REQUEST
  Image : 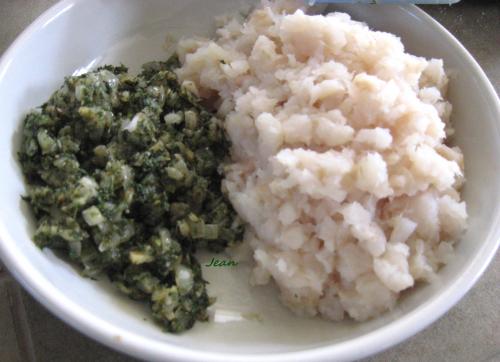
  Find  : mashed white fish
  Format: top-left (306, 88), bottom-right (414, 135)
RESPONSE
top-left (176, 2), bottom-right (467, 321)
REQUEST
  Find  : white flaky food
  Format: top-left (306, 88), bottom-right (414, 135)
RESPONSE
top-left (177, 0), bottom-right (467, 322)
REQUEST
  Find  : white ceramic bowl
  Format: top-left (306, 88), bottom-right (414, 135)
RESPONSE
top-left (0, 1), bottom-right (499, 361)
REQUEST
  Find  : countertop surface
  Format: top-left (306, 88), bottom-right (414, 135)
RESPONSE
top-left (0, 1), bottom-right (498, 361)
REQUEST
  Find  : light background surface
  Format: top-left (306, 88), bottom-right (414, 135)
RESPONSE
top-left (0, 1), bottom-right (498, 361)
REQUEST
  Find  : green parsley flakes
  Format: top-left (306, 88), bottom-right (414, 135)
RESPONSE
top-left (18, 57), bottom-right (243, 333)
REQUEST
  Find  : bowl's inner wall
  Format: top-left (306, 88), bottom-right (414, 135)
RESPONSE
top-left (0, 0), bottom-right (498, 355)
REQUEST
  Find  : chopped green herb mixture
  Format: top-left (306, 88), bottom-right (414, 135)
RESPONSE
top-left (18, 57), bottom-right (243, 333)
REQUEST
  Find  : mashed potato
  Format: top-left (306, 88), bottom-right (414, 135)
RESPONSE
top-left (176, 1), bottom-right (467, 321)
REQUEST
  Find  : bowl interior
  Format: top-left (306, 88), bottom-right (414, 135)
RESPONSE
top-left (0, 1), bottom-right (499, 360)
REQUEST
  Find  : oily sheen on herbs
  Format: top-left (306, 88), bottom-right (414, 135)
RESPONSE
top-left (18, 57), bottom-right (243, 333)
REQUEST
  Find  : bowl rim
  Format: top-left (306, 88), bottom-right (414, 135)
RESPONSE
top-left (0, 1), bottom-right (499, 361)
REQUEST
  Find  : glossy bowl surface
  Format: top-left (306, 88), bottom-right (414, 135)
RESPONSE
top-left (0, 1), bottom-right (498, 361)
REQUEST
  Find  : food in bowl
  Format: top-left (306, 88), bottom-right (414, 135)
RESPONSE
top-left (176, 2), bottom-right (468, 321)
top-left (18, 59), bottom-right (243, 332)
top-left (17, 0), bottom-right (468, 333)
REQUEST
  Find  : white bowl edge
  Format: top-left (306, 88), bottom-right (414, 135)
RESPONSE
top-left (0, 2), bottom-right (498, 362)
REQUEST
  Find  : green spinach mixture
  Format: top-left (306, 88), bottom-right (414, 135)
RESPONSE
top-left (18, 57), bottom-right (243, 333)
